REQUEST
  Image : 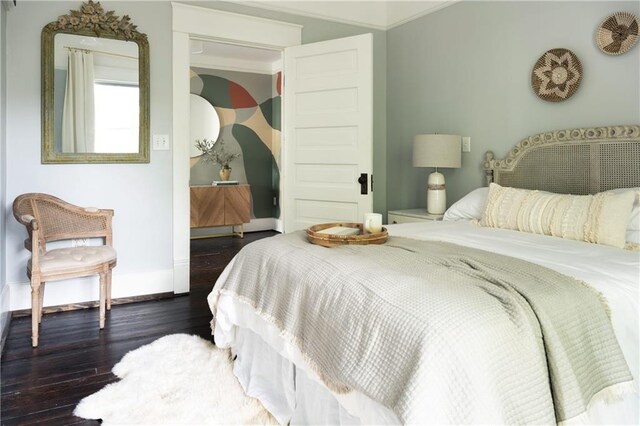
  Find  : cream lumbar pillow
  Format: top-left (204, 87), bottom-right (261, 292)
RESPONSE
top-left (480, 183), bottom-right (636, 248)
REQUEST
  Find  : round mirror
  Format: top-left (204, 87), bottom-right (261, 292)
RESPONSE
top-left (189, 94), bottom-right (221, 159)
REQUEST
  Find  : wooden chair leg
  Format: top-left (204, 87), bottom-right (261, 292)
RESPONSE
top-left (31, 283), bottom-right (40, 347)
top-left (38, 282), bottom-right (46, 323)
top-left (99, 272), bottom-right (106, 329)
top-left (106, 270), bottom-right (112, 311)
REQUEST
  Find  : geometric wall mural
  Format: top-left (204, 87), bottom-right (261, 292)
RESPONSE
top-left (190, 68), bottom-right (282, 219)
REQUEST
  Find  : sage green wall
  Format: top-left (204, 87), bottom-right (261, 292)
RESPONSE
top-left (186, 1), bottom-right (388, 215)
top-left (387, 1), bottom-right (640, 211)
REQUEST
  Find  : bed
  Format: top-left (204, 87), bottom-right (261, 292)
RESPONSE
top-left (209, 125), bottom-right (640, 425)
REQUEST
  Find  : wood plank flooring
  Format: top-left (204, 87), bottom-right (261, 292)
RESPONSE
top-left (0, 231), bottom-right (278, 425)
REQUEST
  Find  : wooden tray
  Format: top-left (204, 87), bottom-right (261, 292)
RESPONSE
top-left (306, 222), bottom-right (388, 247)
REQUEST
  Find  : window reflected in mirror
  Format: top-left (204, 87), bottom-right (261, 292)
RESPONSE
top-left (94, 83), bottom-right (139, 153)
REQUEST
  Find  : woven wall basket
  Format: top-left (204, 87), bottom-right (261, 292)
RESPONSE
top-left (596, 11), bottom-right (639, 55)
top-left (531, 48), bottom-right (582, 103)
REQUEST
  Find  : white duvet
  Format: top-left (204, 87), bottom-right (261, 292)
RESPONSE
top-left (213, 221), bottom-right (639, 424)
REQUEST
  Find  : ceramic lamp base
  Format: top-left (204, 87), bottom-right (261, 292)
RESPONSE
top-left (426, 171), bottom-right (446, 215)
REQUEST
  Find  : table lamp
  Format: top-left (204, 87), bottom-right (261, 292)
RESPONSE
top-left (413, 134), bottom-right (462, 214)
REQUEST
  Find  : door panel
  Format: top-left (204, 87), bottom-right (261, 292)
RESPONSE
top-left (283, 33), bottom-right (373, 232)
top-left (294, 199), bottom-right (360, 229)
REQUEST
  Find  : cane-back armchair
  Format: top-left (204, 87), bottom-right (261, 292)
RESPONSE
top-left (13, 193), bottom-right (117, 347)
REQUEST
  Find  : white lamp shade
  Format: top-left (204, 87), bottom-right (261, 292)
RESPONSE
top-left (413, 134), bottom-right (462, 168)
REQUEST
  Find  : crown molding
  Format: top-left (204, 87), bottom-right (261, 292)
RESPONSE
top-left (386, 0), bottom-right (460, 30)
top-left (229, 1), bottom-right (457, 31)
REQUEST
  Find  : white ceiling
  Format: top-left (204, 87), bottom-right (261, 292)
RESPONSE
top-left (233, 0), bottom-right (456, 30)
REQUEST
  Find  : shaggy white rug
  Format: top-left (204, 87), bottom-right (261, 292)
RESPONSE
top-left (74, 334), bottom-right (277, 425)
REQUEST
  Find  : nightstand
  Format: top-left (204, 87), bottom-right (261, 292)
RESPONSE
top-left (387, 209), bottom-right (444, 224)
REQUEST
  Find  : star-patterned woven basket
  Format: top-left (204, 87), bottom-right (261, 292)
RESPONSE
top-left (531, 48), bottom-right (582, 103)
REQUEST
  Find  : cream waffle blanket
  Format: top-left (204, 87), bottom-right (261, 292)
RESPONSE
top-left (209, 232), bottom-right (632, 424)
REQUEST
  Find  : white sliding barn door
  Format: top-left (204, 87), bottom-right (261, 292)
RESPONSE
top-left (283, 33), bottom-right (373, 232)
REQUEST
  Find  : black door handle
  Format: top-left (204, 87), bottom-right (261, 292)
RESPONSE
top-left (357, 173), bottom-right (368, 195)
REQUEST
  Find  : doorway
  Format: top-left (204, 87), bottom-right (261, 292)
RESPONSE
top-left (172, 4), bottom-right (374, 295)
top-left (189, 40), bottom-right (284, 237)
top-left (171, 3), bottom-right (302, 294)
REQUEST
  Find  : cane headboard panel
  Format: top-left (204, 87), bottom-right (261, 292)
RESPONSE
top-left (483, 125), bottom-right (640, 194)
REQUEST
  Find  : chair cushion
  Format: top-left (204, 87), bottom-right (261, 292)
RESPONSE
top-left (37, 246), bottom-right (117, 274)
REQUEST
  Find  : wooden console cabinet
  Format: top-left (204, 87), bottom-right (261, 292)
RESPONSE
top-left (190, 185), bottom-right (251, 238)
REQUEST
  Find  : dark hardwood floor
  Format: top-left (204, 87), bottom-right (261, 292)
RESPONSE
top-left (0, 231), bottom-right (278, 425)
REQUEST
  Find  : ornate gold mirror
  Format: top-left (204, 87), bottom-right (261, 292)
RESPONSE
top-left (41, 0), bottom-right (149, 163)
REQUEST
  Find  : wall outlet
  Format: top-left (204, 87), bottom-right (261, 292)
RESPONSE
top-left (462, 136), bottom-right (471, 153)
top-left (153, 134), bottom-right (170, 150)
top-left (72, 238), bottom-right (87, 247)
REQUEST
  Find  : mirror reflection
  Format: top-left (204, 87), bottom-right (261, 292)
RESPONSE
top-left (54, 34), bottom-right (140, 154)
top-left (189, 94), bottom-right (221, 161)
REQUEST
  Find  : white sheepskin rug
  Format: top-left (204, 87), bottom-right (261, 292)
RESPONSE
top-left (74, 334), bottom-right (277, 425)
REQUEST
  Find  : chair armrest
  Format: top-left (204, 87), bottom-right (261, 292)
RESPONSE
top-left (19, 214), bottom-right (39, 230)
top-left (18, 217), bottom-right (40, 253)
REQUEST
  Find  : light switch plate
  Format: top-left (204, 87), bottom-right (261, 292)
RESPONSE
top-left (153, 134), bottom-right (170, 150)
top-left (462, 136), bottom-right (471, 153)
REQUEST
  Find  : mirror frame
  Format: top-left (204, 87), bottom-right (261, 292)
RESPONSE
top-left (41, 0), bottom-right (150, 164)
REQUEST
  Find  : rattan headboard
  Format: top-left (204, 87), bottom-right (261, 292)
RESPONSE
top-left (483, 125), bottom-right (640, 194)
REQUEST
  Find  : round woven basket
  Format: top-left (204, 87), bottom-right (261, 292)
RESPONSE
top-left (531, 48), bottom-right (582, 103)
top-left (596, 11), bottom-right (639, 55)
top-left (307, 223), bottom-right (388, 247)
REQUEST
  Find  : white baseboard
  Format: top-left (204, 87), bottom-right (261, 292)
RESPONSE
top-left (173, 258), bottom-right (190, 294)
top-left (1, 284), bottom-right (11, 353)
top-left (8, 269), bottom-right (174, 311)
top-left (190, 218), bottom-right (278, 238)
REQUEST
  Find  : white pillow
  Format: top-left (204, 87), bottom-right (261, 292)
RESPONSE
top-left (480, 183), bottom-right (636, 249)
top-left (443, 187), bottom-right (489, 221)
top-left (606, 187), bottom-right (640, 245)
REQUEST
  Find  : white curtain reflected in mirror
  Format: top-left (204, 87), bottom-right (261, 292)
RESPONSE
top-left (62, 49), bottom-right (95, 153)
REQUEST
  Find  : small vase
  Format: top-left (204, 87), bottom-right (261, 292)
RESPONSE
top-left (219, 167), bottom-right (232, 181)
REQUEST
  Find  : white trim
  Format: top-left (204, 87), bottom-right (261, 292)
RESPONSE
top-left (190, 55), bottom-right (280, 75)
top-left (235, 0), bottom-right (387, 31)
top-left (172, 30), bottom-right (191, 294)
top-left (173, 259), bottom-right (190, 294)
top-left (190, 218), bottom-right (279, 237)
top-left (8, 269), bottom-right (174, 311)
top-left (0, 283), bottom-right (10, 349)
top-left (172, 3), bottom-right (301, 294)
top-left (172, 3), bottom-right (302, 48)
top-left (231, 0), bottom-right (457, 31)
top-left (386, 0), bottom-right (460, 30)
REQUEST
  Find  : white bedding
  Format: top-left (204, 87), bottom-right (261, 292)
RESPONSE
top-left (212, 221), bottom-right (639, 424)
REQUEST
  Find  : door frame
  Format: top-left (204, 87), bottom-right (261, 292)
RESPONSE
top-left (171, 2), bottom-right (302, 294)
